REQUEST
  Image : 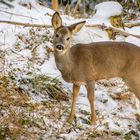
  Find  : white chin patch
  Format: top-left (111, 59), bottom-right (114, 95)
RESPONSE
top-left (56, 49), bottom-right (66, 55)
top-left (56, 48), bottom-right (63, 52)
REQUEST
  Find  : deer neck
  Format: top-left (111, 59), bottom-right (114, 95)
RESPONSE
top-left (54, 48), bottom-right (74, 79)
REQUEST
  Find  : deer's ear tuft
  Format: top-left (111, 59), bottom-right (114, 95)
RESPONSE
top-left (68, 21), bottom-right (86, 34)
top-left (52, 12), bottom-right (62, 30)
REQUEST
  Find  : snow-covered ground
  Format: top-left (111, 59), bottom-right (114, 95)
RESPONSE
top-left (0, 0), bottom-right (140, 139)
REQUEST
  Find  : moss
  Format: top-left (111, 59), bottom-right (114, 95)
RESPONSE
top-left (0, 126), bottom-right (5, 140)
top-left (105, 28), bottom-right (116, 40)
top-left (124, 130), bottom-right (139, 140)
top-left (110, 15), bottom-right (124, 29)
top-left (111, 131), bottom-right (121, 136)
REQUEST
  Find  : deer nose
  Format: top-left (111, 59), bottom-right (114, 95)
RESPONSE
top-left (56, 45), bottom-right (64, 50)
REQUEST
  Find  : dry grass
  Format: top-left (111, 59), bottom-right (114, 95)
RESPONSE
top-left (0, 75), bottom-right (70, 139)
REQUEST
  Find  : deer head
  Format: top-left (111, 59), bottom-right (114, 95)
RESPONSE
top-left (52, 12), bottom-right (86, 55)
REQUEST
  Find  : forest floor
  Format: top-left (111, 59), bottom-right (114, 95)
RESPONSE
top-left (0, 0), bottom-right (140, 140)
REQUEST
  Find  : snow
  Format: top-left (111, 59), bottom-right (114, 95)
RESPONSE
top-left (0, 0), bottom-right (140, 139)
top-left (94, 1), bottom-right (123, 18)
top-left (86, 1), bottom-right (123, 27)
top-left (40, 54), bottom-right (59, 76)
top-left (125, 36), bottom-right (140, 46)
top-left (126, 26), bottom-right (140, 35)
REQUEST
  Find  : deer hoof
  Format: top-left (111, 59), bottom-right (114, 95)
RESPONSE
top-left (67, 115), bottom-right (76, 124)
top-left (90, 120), bottom-right (96, 125)
top-left (90, 115), bottom-right (97, 125)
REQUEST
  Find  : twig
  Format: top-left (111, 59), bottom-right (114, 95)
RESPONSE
top-left (77, 123), bottom-right (102, 140)
top-left (87, 24), bottom-right (140, 39)
top-left (111, 27), bottom-right (140, 39)
top-left (2, 34), bottom-right (6, 76)
top-left (0, 20), bottom-right (52, 28)
top-left (115, 115), bottom-right (134, 120)
top-left (0, 9), bottom-right (37, 20)
top-left (73, 0), bottom-right (80, 16)
top-left (47, 84), bottom-right (70, 101)
top-left (86, 24), bottom-right (106, 29)
top-left (125, 22), bottom-right (140, 28)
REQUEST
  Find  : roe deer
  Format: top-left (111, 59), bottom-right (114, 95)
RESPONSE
top-left (51, 12), bottom-right (140, 124)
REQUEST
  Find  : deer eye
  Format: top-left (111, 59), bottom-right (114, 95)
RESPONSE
top-left (56, 34), bottom-right (59, 38)
top-left (66, 37), bottom-right (70, 41)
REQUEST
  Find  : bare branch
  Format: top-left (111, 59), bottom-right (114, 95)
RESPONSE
top-left (0, 9), bottom-right (37, 20)
top-left (52, 0), bottom-right (59, 12)
top-left (0, 20), bottom-right (52, 28)
top-left (0, 20), bottom-right (140, 39)
top-left (86, 24), bottom-right (140, 39)
top-left (125, 22), bottom-right (140, 28)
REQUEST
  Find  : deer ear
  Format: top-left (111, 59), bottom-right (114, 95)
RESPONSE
top-left (68, 21), bottom-right (86, 34)
top-left (52, 12), bottom-right (62, 29)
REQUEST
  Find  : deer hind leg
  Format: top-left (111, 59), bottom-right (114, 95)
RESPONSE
top-left (123, 75), bottom-right (140, 109)
top-left (67, 84), bottom-right (80, 124)
top-left (86, 81), bottom-right (96, 125)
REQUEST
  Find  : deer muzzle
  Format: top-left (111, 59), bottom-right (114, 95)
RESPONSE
top-left (56, 45), bottom-right (64, 50)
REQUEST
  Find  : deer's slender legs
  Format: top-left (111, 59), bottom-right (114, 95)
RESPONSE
top-left (86, 81), bottom-right (96, 124)
top-left (123, 75), bottom-right (140, 108)
top-left (67, 84), bottom-right (80, 123)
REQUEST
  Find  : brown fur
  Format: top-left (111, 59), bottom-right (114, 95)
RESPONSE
top-left (52, 12), bottom-right (140, 125)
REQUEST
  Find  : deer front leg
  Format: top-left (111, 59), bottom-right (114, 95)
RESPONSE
top-left (86, 81), bottom-right (96, 125)
top-left (67, 84), bottom-right (80, 124)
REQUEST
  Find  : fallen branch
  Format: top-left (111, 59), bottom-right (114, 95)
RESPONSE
top-left (115, 115), bottom-right (134, 120)
top-left (111, 27), bottom-right (140, 39)
top-left (125, 22), bottom-right (140, 28)
top-left (86, 24), bottom-right (105, 29)
top-left (0, 9), bottom-right (37, 20)
top-left (0, 20), bottom-right (140, 39)
top-left (0, 20), bottom-right (52, 28)
top-left (87, 24), bottom-right (140, 39)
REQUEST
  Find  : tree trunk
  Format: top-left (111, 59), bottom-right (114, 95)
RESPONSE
top-left (52, 0), bottom-right (59, 12)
